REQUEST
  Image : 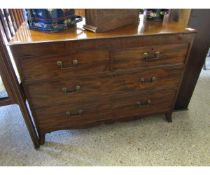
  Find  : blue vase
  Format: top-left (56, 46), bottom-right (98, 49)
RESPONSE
top-left (25, 9), bottom-right (82, 32)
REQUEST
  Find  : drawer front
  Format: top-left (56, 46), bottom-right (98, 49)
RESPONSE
top-left (34, 96), bottom-right (111, 132)
top-left (102, 89), bottom-right (176, 121)
top-left (19, 43), bottom-right (188, 82)
top-left (11, 33), bottom-right (193, 58)
top-left (11, 34), bottom-right (193, 83)
top-left (111, 43), bottom-right (189, 71)
top-left (20, 49), bottom-right (110, 81)
top-left (25, 66), bottom-right (183, 108)
top-left (34, 89), bottom-right (176, 133)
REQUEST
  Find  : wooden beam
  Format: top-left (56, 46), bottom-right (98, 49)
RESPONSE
top-left (0, 23), bottom-right (40, 148)
top-left (175, 9), bottom-right (210, 109)
top-left (0, 97), bottom-right (13, 106)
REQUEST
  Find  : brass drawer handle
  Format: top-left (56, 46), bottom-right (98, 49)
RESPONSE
top-left (144, 51), bottom-right (160, 61)
top-left (57, 59), bottom-right (79, 70)
top-left (66, 109), bottom-right (83, 116)
top-left (136, 99), bottom-right (151, 107)
top-left (140, 76), bottom-right (157, 83)
top-left (62, 85), bottom-right (81, 94)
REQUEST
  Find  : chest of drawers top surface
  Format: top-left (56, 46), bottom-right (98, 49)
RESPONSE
top-left (9, 17), bottom-right (195, 45)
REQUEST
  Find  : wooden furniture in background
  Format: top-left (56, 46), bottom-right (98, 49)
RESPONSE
top-left (0, 9), bottom-right (39, 148)
top-left (9, 17), bottom-right (195, 145)
top-left (84, 9), bottom-right (139, 32)
top-left (175, 9), bottom-right (210, 110)
top-left (168, 9), bottom-right (191, 27)
top-left (75, 9), bottom-right (85, 17)
top-left (0, 9), bottom-right (25, 42)
top-left (178, 9), bottom-right (191, 26)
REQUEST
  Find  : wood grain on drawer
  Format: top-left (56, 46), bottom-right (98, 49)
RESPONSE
top-left (19, 49), bottom-right (110, 81)
top-left (111, 43), bottom-right (189, 71)
top-left (25, 66), bottom-right (183, 108)
top-left (11, 35), bottom-right (192, 83)
top-left (35, 89), bottom-right (176, 133)
top-left (34, 91), bottom-right (112, 132)
top-left (10, 33), bottom-right (194, 58)
top-left (103, 89), bottom-right (176, 121)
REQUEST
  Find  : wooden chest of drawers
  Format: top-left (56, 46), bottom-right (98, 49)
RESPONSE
top-left (9, 20), bottom-right (195, 145)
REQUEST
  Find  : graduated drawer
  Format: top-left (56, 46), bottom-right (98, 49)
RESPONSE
top-left (34, 89), bottom-right (176, 133)
top-left (24, 66), bottom-right (183, 109)
top-left (18, 49), bottom-right (110, 82)
top-left (111, 43), bottom-right (189, 71)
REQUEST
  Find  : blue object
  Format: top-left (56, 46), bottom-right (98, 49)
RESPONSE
top-left (25, 9), bottom-right (82, 32)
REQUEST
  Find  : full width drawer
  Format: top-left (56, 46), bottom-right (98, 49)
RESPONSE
top-left (25, 66), bottom-right (183, 108)
top-left (19, 49), bottom-right (110, 81)
top-left (111, 43), bottom-right (189, 71)
top-left (34, 89), bottom-right (176, 133)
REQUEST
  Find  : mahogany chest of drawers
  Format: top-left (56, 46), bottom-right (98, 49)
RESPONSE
top-left (9, 20), bottom-right (196, 145)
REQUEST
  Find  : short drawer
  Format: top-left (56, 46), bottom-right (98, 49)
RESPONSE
top-left (102, 89), bottom-right (176, 121)
top-left (25, 66), bottom-right (183, 108)
top-left (34, 94), bottom-right (112, 132)
top-left (34, 89), bottom-right (176, 133)
top-left (111, 43), bottom-right (189, 71)
top-left (19, 49), bottom-right (110, 81)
